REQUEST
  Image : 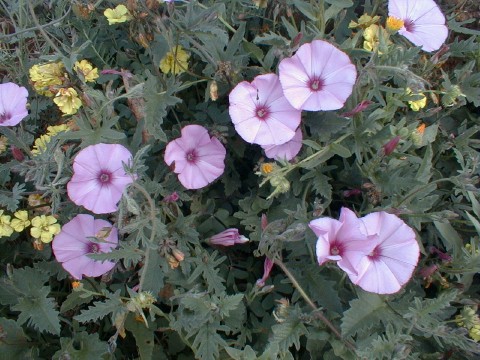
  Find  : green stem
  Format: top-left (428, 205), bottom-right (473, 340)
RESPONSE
top-left (274, 259), bottom-right (356, 352)
top-left (28, 2), bottom-right (64, 57)
top-left (394, 178), bottom-right (452, 207)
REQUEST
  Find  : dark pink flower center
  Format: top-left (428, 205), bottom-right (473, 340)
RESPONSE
top-left (308, 77), bottom-right (324, 92)
top-left (404, 19), bottom-right (415, 32)
top-left (255, 106), bottom-right (270, 120)
top-left (0, 112), bottom-right (11, 123)
top-left (186, 150), bottom-right (197, 163)
top-left (98, 171), bottom-right (112, 184)
top-left (330, 242), bottom-right (343, 256)
top-left (368, 246), bottom-right (381, 260)
top-left (88, 242), bottom-right (100, 253)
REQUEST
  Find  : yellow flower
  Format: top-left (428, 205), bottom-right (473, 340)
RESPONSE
top-left (386, 16), bottom-right (404, 32)
top-left (406, 88), bottom-right (427, 111)
top-left (349, 14), bottom-right (380, 29)
top-left (31, 134), bottom-right (52, 156)
top-left (363, 24), bottom-right (390, 53)
top-left (29, 62), bottom-right (65, 97)
top-left (74, 60), bottom-right (99, 82)
top-left (47, 124), bottom-right (70, 136)
top-left (0, 210), bottom-right (13, 237)
top-left (104, 5), bottom-right (132, 25)
top-left (53, 87), bottom-right (82, 115)
top-left (159, 46), bottom-right (190, 75)
top-left (0, 136), bottom-right (8, 154)
top-left (11, 210), bottom-right (31, 232)
top-left (30, 215), bottom-right (61, 243)
top-left (261, 163), bottom-right (275, 175)
top-left (470, 324), bottom-right (480, 342)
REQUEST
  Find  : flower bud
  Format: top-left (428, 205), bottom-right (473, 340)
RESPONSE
top-left (11, 146), bottom-right (24, 161)
top-left (382, 136), bottom-right (401, 156)
top-left (209, 228), bottom-right (249, 246)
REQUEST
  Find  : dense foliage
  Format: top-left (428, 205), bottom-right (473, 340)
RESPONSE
top-left (1, 0), bottom-right (480, 358)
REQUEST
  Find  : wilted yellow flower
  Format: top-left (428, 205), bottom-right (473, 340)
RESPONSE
top-left (411, 123), bottom-right (426, 146)
top-left (30, 215), bottom-right (61, 243)
top-left (159, 46), bottom-right (190, 75)
top-left (74, 60), bottom-right (99, 82)
top-left (0, 136), bottom-right (7, 154)
top-left (349, 14), bottom-right (380, 29)
top-left (252, 0), bottom-right (268, 8)
top-left (0, 210), bottom-right (13, 237)
top-left (104, 4), bottom-right (132, 25)
top-left (363, 24), bottom-right (390, 53)
top-left (406, 88), bottom-right (427, 111)
top-left (29, 62), bottom-right (65, 97)
top-left (11, 210), bottom-right (31, 232)
top-left (386, 16), bottom-right (404, 32)
top-left (54, 87), bottom-right (82, 115)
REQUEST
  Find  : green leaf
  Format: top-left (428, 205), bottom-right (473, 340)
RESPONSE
top-left (74, 290), bottom-right (125, 323)
top-left (52, 332), bottom-right (110, 360)
top-left (271, 315), bottom-right (308, 353)
top-left (125, 314), bottom-right (154, 360)
top-left (188, 249), bottom-right (226, 294)
top-left (341, 291), bottom-right (390, 337)
top-left (0, 317), bottom-right (33, 359)
top-left (191, 323), bottom-right (227, 360)
top-left (12, 286), bottom-right (61, 335)
top-left (433, 221), bottom-right (463, 256)
top-left (225, 345), bottom-right (258, 360)
top-left (416, 144), bottom-right (432, 183)
top-left (144, 72), bottom-right (182, 142)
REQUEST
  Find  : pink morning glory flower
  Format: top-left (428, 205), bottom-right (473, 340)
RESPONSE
top-left (309, 207), bottom-right (375, 278)
top-left (228, 73), bottom-right (301, 146)
top-left (278, 40), bottom-right (357, 111)
top-left (256, 257), bottom-right (274, 287)
top-left (209, 228), bottom-right (249, 246)
top-left (262, 127), bottom-right (303, 161)
top-left (164, 124), bottom-right (226, 190)
top-left (349, 211), bottom-right (420, 294)
top-left (67, 143), bottom-right (135, 214)
top-left (52, 214), bottom-right (118, 279)
top-left (0, 82), bottom-right (29, 126)
top-left (389, 0), bottom-right (448, 52)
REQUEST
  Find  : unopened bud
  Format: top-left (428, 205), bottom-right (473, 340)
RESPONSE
top-left (382, 136), bottom-right (401, 156)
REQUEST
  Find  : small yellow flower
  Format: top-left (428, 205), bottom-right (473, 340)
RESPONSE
top-left (74, 60), bottom-right (99, 82)
top-left (411, 123), bottom-right (426, 146)
top-left (386, 16), bottom-right (404, 32)
top-left (0, 210), bottom-right (13, 237)
top-left (11, 210), bottom-right (31, 232)
top-left (363, 24), bottom-right (390, 53)
top-left (47, 124), bottom-right (70, 136)
top-left (261, 163), bottom-right (275, 175)
top-left (53, 87), bottom-right (82, 115)
top-left (406, 88), bottom-right (427, 111)
top-left (159, 46), bottom-right (190, 75)
top-left (31, 134), bottom-right (52, 156)
top-left (104, 5), bottom-right (132, 25)
top-left (30, 215), bottom-right (61, 243)
top-left (71, 281), bottom-right (82, 290)
top-left (470, 324), bottom-right (480, 342)
top-left (349, 14), bottom-right (380, 29)
top-left (29, 62), bottom-right (65, 97)
top-left (0, 136), bottom-right (8, 154)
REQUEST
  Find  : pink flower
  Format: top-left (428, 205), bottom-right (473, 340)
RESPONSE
top-left (164, 124), bottom-right (226, 190)
top-left (163, 191), bottom-right (179, 203)
top-left (228, 73), bottom-right (301, 146)
top-left (262, 127), bottom-right (303, 161)
top-left (209, 228), bottom-right (249, 246)
top-left (52, 214), bottom-right (118, 279)
top-left (0, 82), bottom-right (28, 126)
top-left (309, 208), bottom-right (374, 277)
top-left (349, 211), bottom-right (420, 294)
top-left (278, 40), bottom-right (357, 111)
top-left (67, 143), bottom-right (135, 214)
top-left (389, 0), bottom-right (448, 52)
top-left (256, 257), bottom-right (274, 287)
